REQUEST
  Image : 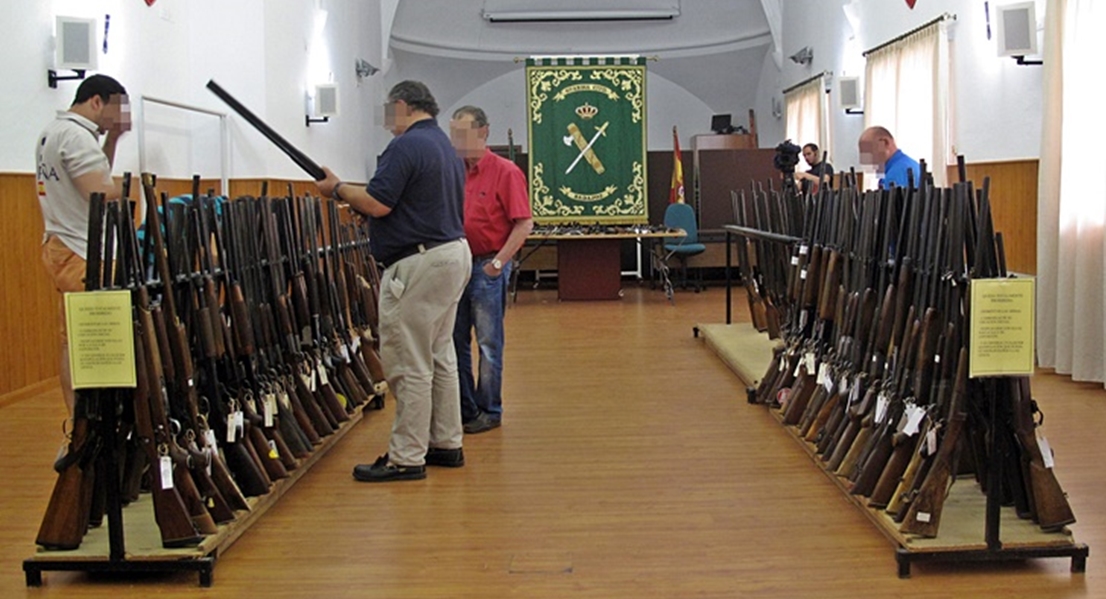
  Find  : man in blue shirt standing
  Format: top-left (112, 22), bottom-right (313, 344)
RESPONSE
top-left (317, 81), bottom-right (472, 482)
top-left (858, 126), bottom-right (920, 189)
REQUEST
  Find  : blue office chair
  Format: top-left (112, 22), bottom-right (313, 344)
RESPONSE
top-left (662, 202), bottom-right (707, 292)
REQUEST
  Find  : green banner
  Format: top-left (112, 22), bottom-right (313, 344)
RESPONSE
top-left (526, 57), bottom-right (648, 224)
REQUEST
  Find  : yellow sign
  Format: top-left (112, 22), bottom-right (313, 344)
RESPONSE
top-left (65, 290), bottom-right (137, 389)
top-left (969, 278), bottom-right (1035, 378)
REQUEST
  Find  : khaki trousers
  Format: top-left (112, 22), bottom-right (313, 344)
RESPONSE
top-left (379, 239), bottom-right (472, 466)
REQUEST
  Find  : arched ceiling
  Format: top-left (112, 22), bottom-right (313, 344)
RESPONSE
top-left (386, 0), bottom-right (778, 115)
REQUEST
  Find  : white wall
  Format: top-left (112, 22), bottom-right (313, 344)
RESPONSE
top-left (781, 0), bottom-right (1046, 169)
top-left (3, 0), bottom-right (385, 185)
top-left (440, 68), bottom-right (715, 153)
top-left (7, 2), bottom-right (1039, 184)
top-left (754, 49), bottom-right (786, 150)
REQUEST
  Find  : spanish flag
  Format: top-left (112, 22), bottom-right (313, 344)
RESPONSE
top-left (669, 126), bottom-right (685, 204)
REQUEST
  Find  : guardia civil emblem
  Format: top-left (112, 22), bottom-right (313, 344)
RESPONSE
top-left (526, 56), bottom-right (648, 224)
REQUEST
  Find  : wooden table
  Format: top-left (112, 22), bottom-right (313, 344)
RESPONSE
top-left (527, 230), bottom-right (684, 301)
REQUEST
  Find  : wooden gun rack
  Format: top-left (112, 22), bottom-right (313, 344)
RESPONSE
top-left (24, 391), bottom-right (382, 587)
top-left (720, 225), bottom-right (1089, 578)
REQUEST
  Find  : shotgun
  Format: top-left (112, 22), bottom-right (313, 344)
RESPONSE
top-left (36, 193), bottom-right (107, 550)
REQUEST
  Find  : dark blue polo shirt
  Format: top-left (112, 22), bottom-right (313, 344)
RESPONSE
top-left (365, 119), bottom-right (465, 266)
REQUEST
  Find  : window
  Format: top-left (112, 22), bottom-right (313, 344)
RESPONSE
top-left (863, 20), bottom-right (953, 186)
top-left (784, 74), bottom-right (829, 172)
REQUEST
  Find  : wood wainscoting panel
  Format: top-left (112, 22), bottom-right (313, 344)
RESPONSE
top-left (140, 178), bottom-right (316, 200)
top-left (948, 160), bottom-right (1039, 275)
top-left (0, 174), bottom-right (354, 397)
top-left (0, 173), bottom-right (65, 395)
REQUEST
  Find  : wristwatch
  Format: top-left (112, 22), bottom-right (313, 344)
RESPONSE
top-left (491, 258), bottom-right (503, 270)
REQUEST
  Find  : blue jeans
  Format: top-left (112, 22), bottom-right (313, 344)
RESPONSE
top-left (453, 257), bottom-right (510, 423)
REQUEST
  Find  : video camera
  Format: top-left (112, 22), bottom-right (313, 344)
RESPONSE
top-left (773, 140), bottom-right (802, 175)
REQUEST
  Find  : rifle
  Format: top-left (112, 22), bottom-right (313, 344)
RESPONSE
top-left (868, 307), bottom-right (940, 508)
top-left (886, 188), bottom-right (966, 519)
top-left (123, 274), bottom-right (204, 546)
top-left (1008, 376), bottom-right (1075, 531)
top-left (206, 80), bottom-right (326, 181)
top-left (236, 196), bottom-right (309, 470)
top-left (258, 198), bottom-right (325, 452)
top-left (887, 321), bottom-right (955, 520)
top-left (197, 194), bottom-right (279, 496)
top-left (750, 184), bottom-right (785, 337)
top-left (337, 219), bottom-right (387, 395)
top-left (901, 349), bottom-right (968, 537)
top-left (251, 196), bottom-right (316, 462)
top-left (320, 198), bottom-right (374, 406)
top-left (818, 231), bottom-right (878, 460)
top-left (35, 193), bottom-right (108, 550)
top-left (730, 190), bottom-right (770, 334)
top-left (188, 194), bottom-right (269, 504)
top-left (141, 176), bottom-right (241, 527)
top-left (272, 197), bottom-right (338, 440)
top-left (220, 198), bottom-right (292, 481)
top-left (296, 196), bottom-right (352, 425)
top-left (850, 310), bottom-right (919, 496)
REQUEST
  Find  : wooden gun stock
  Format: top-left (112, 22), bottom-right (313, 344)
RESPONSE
top-left (37, 193), bottom-right (105, 550)
top-left (901, 349), bottom-right (968, 537)
top-left (146, 307), bottom-right (219, 536)
top-left (35, 409), bottom-right (98, 550)
top-left (131, 320), bottom-right (205, 547)
top-left (1010, 377), bottom-right (1076, 531)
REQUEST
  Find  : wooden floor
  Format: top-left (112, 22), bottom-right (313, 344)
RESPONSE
top-left (1, 285), bottom-right (1103, 598)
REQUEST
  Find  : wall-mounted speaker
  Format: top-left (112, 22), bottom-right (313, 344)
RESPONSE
top-left (839, 77), bottom-right (862, 111)
top-left (56, 16), bottom-right (97, 71)
top-left (995, 1), bottom-right (1037, 57)
top-left (314, 84), bottom-right (339, 118)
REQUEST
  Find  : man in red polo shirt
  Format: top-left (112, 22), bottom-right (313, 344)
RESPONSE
top-left (450, 106), bottom-right (533, 433)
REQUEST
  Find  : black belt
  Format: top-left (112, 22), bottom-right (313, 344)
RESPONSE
top-left (386, 239), bottom-right (458, 266)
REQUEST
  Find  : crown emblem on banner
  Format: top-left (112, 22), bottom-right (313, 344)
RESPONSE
top-left (575, 103), bottom-right (598, 120)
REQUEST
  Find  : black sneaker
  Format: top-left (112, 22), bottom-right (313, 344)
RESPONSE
top-left (425, 447), bottom-right (465, 468)
top-left (463, 413), bottom-right (501, 434)
top-left (352, 454), bottom-right (426, 482)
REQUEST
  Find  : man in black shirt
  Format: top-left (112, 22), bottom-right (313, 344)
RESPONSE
top-left (795, 143), bottom-right (834, 193)
top-left (318, 81), bottom-right (471, 482)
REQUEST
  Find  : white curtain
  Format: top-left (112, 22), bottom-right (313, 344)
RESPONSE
top-left (784, 75), bottom-right (829, 171)
top-left (1037, 0), bottom-right (1106, 384)
top-left (863, 20), bottom-right (952, 187)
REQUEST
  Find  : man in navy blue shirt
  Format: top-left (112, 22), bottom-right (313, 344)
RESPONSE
top-left (858, 126), bottom-right (920, 189)
top-left (317, 81), bottom-right (471, 482)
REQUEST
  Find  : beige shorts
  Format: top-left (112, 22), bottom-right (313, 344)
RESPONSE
top-left (41, 235), bottom-right (87, 342)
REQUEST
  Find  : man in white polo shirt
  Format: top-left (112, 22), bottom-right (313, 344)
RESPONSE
top-left (35, 74), bottom-right (129, 415)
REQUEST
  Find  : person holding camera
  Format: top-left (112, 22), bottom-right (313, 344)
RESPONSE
top-left (795, 143), bottom-right (834, 193)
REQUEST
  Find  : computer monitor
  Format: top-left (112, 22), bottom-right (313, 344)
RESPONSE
top-left (711, 114), bottom-right (733, 134)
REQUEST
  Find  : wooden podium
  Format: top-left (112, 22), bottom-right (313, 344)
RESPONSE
top-left (529, 230), bottom-right (685, 301)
